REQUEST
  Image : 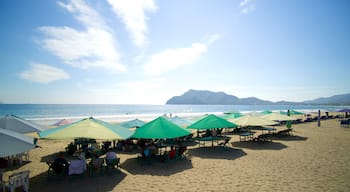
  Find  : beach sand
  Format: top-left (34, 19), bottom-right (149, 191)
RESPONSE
top-left (2, 118), bottom-right (350, 192)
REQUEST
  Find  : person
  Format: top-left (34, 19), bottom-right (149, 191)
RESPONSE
top-left (105, 148), bottom-right (117, 164)
top-left (53, 152), bottom-right (68, 174)
top-left (168, 146), bottom-right (176, 159)
top-left (54, 152), bottom-right (68, 166)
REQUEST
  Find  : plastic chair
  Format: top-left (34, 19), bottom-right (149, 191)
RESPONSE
top-left (7, 170), bottom-right (29, 192)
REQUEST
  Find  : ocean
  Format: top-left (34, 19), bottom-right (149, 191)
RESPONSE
top-left (0, 104), bottom-right (345, 126)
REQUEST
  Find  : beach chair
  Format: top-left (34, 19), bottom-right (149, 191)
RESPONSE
top-left (1, 171), bottom-right (5, 192)
top-left (47, 162), bottom-right (67, 176)
top-left (218, 138), bottom-right (230, 150)
top-left (7, 170), bottom-right (30, 192)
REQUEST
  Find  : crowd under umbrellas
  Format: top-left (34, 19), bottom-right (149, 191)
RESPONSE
top-left (0, 108), bottom-right (341, 191)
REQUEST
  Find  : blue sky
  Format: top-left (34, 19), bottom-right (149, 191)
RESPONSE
top-left (0, 0), bottom-right (349, 104)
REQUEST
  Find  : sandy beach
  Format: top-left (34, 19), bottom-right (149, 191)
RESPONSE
top-left (2, 118), bottom-right (350, 192)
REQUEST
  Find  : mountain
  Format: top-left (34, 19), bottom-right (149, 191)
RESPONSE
top-left (166, 90), bottom-right (274, 105)
top-left (304, 93), bottom-right (350, 105)
top-left (166, 90), bottom-right (350, 105)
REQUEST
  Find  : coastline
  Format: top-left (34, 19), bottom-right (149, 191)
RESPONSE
top-left (0, 104), bottom-right (347, 126)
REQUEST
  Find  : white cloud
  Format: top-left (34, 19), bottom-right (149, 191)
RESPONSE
top-left (116, 78), bottom-right (168, 104)
top-left (38, 0), bottom-right (126, 72)
top-left (240, 0), bottom-right (255, 14)
top-left (143, 43), bottom-right (207, 75)
top-left (19, 63), bottom-right (69, 84)
top-left (107, 0), bottom-right (157, 47)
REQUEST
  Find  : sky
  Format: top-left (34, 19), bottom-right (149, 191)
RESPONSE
top-left (0, 0), bottom-right (350, 104)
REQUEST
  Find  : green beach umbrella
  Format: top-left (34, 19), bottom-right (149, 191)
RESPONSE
top-left (39, 117), bottom-right (133, 140)
top-left (187, 114), bottom-right (237, 130)
top-left (280, 110), bottom-right (304, 116)
top-left (119, 118), bottom-right (146, 128)
top-left (167, 116), bottom-right (193, 127)
top-left (132, 116), bottom-right (191, 139)
top-left (261, 113), bottom-right (298, 121)
top-left (261, 110), bottom-right (272, 115)
top-left (222, 112), bottom-right (243, 119)
top-left (230, 114), bottom-right (278, 127)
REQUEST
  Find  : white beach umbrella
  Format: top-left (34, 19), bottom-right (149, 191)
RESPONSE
top-left (0, 128), bottom-right (36, 158)
top-left (0, 115), bottom-right (45, 133)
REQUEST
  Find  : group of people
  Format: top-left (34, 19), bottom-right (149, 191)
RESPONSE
top-left (53, 147), bottom-right (119, 175)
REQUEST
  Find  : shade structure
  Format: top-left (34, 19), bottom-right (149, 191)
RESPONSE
top-left (261, 110), bottom-right (272, 115)
top-left (52, 119), bottom-right (72, 126)
top-left (119, 118), bottom-right (146, 128)
top-left (338, 108), bottom-right (350, 113)
top-left (187, 114), bottom-right (237, 130)
top-left (280, 110), bottom-right (304, 116)
top-left (261, 113), bottom-right (298, 121)
top-left (0, 115), bottom-right (45, 133)
top-left (222, 112), bottom-right (243, 119)
top-left (132, 116), bottom-right (191, 139)
top-left (167, 116), bottom-right (193, 127)
top-left (230, 115), bottom-right (278, 127)
top-left (39, 117), bottom-right (133, 140)
top-left (0, 128), bottom-right (36, 158)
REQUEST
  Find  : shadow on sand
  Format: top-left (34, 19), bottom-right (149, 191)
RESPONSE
top-left (188, 146), bottom-right (247, 160)
top-left (231, 141), bottom-right (287, 150)
top-left (120, 157), bottom-right (193, 176)
top-left (273, 135), bottom-right (308, 141)
top-left (29, 168), bottom-right (126, 192)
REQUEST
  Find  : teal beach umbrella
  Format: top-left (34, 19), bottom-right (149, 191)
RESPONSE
top-left (132, 116), bottom-right (191, 139)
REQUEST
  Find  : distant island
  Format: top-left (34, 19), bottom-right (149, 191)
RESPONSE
top-left (166, 89), bottom-right (350, 105)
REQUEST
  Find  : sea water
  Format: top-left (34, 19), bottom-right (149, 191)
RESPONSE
top-left (0, 104), bottom-right (344, 127)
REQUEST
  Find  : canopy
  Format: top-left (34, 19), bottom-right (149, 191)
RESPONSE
top-left (187, 114), bottom-right (237, 130)
top-left (338, 108), bottom-right (350, 113)
top-left (39, 117), bottom-right (133, 140)
top-left (230, 115), bottom-right (278, 127)
top-left (52, 119), bottom-right (72, 126)
top-left (167, 116), bottom-right (193, 126)
top-left (0, 115), bottom-right (45, 133)
top-left (0, 128), bottom-right (36, 158)
top-left (119, 118), bottom-right (146, 128)
top-left (132, 116), bottom-right (191, 139)
top-left (261, 110), bottom-right (272, 114)
top-left (261, 113), bottom-right (298, 121)
top-left (222, 112), bottom-right (243, 119)
top-left (280, 110), bottom-right (304, 116)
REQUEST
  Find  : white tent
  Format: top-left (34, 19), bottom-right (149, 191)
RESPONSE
top-left (0, 115), bottom-right (44, 133)
top-left (0, 128), bottom-right (36, 158)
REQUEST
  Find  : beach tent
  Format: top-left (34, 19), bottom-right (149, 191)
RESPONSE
top-left (0, 128), bottom-right (36, 158)
top-left (222, 112), bottom-right (243, 119)
top-left (0, 115), bottom-right (45, 134)
top-left (119, 118), bottom-right (146, 128)
top-left (337, 108), bottom-right (350, 113)
top-left (52, 119), bottom-right (72, 126)
top-left (261, 113), bottom-right (298, 121)
top-left (187, 114), bottom-right (237, 130)
top-left (167, 116), bottom-right (193, 127)
top-left (39, 117), bottom-right (133, 140)
top-left (230, 114), bottom-right (278, 127)
top-left (132, 116), bottom-right (191, 139)
top-left (261, 110), bottom-right (273, 115)
top-left (280, 110), bottom-right (304, 116)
